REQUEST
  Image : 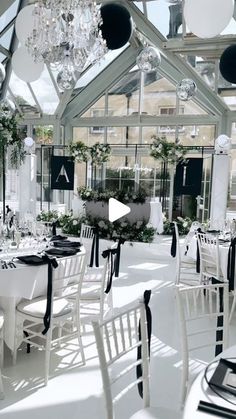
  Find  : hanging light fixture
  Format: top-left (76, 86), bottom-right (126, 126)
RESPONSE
top-left (16, 1), bottom-right (108, 90)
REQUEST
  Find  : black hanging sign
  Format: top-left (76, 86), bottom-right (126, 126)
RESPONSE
top-left (174, 158), bottom-right (203, 196)
top-left (51, 156), bottom-right (74, 190)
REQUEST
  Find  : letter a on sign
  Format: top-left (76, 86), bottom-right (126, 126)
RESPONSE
top-left (51, 156), bottom-right (74, 190)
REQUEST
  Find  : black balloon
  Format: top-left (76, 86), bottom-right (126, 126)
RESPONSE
top-left (100, 3), bottom-right (133, 50)
top-left (220, 45), bottom-right (236, 84)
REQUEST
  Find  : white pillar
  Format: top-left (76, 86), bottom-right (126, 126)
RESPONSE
top-left (210, 153), bottom-right (231, 229)
top-left (19, 154), bottom-right (37, 221)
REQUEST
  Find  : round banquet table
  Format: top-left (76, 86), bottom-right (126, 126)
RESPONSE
top-left (0, 243), bottom-right (86, 350)
top-left (183, 345), bottom-right (236, 418)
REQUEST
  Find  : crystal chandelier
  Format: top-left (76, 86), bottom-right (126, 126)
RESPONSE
top-left (25, 0), bottom-right (108, 90)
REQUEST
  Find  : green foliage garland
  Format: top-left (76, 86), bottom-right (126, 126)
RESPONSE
top-left (78, 187), bottom-right (147, 204)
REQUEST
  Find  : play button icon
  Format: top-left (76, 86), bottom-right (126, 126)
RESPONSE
top-left (108, 198), bottom-right (131, 222)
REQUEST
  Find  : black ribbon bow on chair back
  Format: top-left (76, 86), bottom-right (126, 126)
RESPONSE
top-left (227, 237), bottom-right (236, 292)
top-left (171, 223), bottom-right (177, 258)
top-left (42, 254), bottom-right (58, 335)
top-left (51, 221), bottom-right (57, 236)
top-left (114, 237), bottom-right (125, 278)
top-left (136, 289), bottom-right (152, 399)
top-left (196, 228), bottom-right (205, 274)
top-left (102, 247), bottom-right (117, 294)
top-left (89, 225), bottom-right (100, 268)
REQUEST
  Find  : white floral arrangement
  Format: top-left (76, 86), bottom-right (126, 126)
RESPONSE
top-left (68, 141), bottom-right (89, 163)
top-left (90, 142), bottom-right (111, 165)
top-left (150, 135), bottom-right (187, 164)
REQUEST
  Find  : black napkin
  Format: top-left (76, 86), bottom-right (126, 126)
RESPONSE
top-left (17, 255), bottom-right (48, 265)
top-left (50, 235), bottom-right (67, 241)
top-left (170, 223), bottom-right (176, 258)
top-left (53, 240), bottom-right (81, 248)
top-left (136, 290), bottom-right (152, 399)
top-left (207, 229), bottom-right (220, 234)
top-left (16, 254), bottom-right (58, 335)
top-left (46, 247), bottom-right (79, 257)
top-left (227, 237), bottom-right (236, 292)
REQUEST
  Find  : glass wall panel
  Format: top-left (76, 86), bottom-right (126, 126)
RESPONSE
top-left (30, 67), bottom-right (59, 114)
top-left (106, 156), bottom-right (136, 191)
top-left (146, 0), bottom-right (171, 38)
top-left (81, 95), bottom-right (105, 118)
top-left (143, 74), bottom-right (176, 115)
top-left (33, 125), bottom-right (54, 145)
top-left (73, 127), bottom-right (105, 147)
top-left (142, 125), bottom-right (215, 146)
top-left (108, 68), bottom-right (140, 116)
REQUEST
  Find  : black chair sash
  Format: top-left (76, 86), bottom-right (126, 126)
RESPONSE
top-left (102, 248), bottom-right (117, 294)
top-left (89, 225), bottom-right (100, 268)
top-left (170, 223), bottom-right (176, 257)
top-left (196, 229), bottom-right (205, 274)
top-left (227, 237), bottom-right (236, 292)
top-left (136, 289), bottom-right (152, 398)
top-left (114, 238), bottom-right (125, 277)
top-left (52, 221), bottom-right (57, 236)
top-left (41, 254), bottom-right (58, 335)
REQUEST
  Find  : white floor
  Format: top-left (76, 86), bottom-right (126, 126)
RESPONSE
top-left (0, 236), bottom-right (235, 419)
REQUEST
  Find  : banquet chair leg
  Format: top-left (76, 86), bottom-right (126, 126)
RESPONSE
top-left (75, 309), bottom-right (85, 365)
top-left (229, 292), bottom-right (236, 324)
top-left (44, 327), bottom-right (53, 386)
top-left (0, 370), bottom-right (4, 399)
top-left (58, 323), bottom-right (62, 348)
top-left (0, 330), bottom-right (4, 369)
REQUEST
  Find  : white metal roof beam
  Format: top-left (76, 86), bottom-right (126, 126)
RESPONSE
top-left (62, 45), bottom-right (142, 122)
top-left (0, 0), bottom-right (15, 17)
top-left (70, 114), bottom-right (218, 127)
top-left (124, 1), bottom-right (228, 117)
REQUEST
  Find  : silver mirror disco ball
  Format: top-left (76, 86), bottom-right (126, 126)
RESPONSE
top-left (176, 78), bottom-right (197, 101)
top-left (136, 46), bottom-right (161, 73)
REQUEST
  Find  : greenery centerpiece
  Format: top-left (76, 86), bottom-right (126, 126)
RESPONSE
top-left (36, 211), bottom-right (155, 243)
top-left (78, 187), bottom-right (147, 204)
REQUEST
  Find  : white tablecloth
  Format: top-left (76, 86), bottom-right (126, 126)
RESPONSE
top-left (148, 200), bottom-right (163, 234)
top-left (187, 236), bottom-right (230, 282)
top-left (183, 345), bottom-right (236, 418)
top-left (0, 245), bottom-right (86, 350)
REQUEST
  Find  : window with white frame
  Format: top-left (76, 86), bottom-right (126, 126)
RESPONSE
top-left (158, 106), bottom-right (185, 133)
top-left (90, 109), bottom-right (114, 134)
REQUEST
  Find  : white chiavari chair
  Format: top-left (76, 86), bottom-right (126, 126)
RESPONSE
top-left (92, 300), bottom-right (181, 419)
top-left (175, 281), bottom-right (229, 405)
top-left (13, 253), bottom-right (86, 385)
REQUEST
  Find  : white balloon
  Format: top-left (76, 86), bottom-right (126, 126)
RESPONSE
top-left (24, 137), bottom-right (34, 147)
top-left (184, 0), bottom-right (234, 38)
top-left (15, 5), bottom-right (35, 43)
top-left (12, 47), bottom-right (44, 82)
top-left (215, 135), bottom-right (231, 148)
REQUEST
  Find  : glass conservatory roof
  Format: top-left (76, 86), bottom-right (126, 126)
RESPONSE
top-left (0, 0), bottom-right (235, 120)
